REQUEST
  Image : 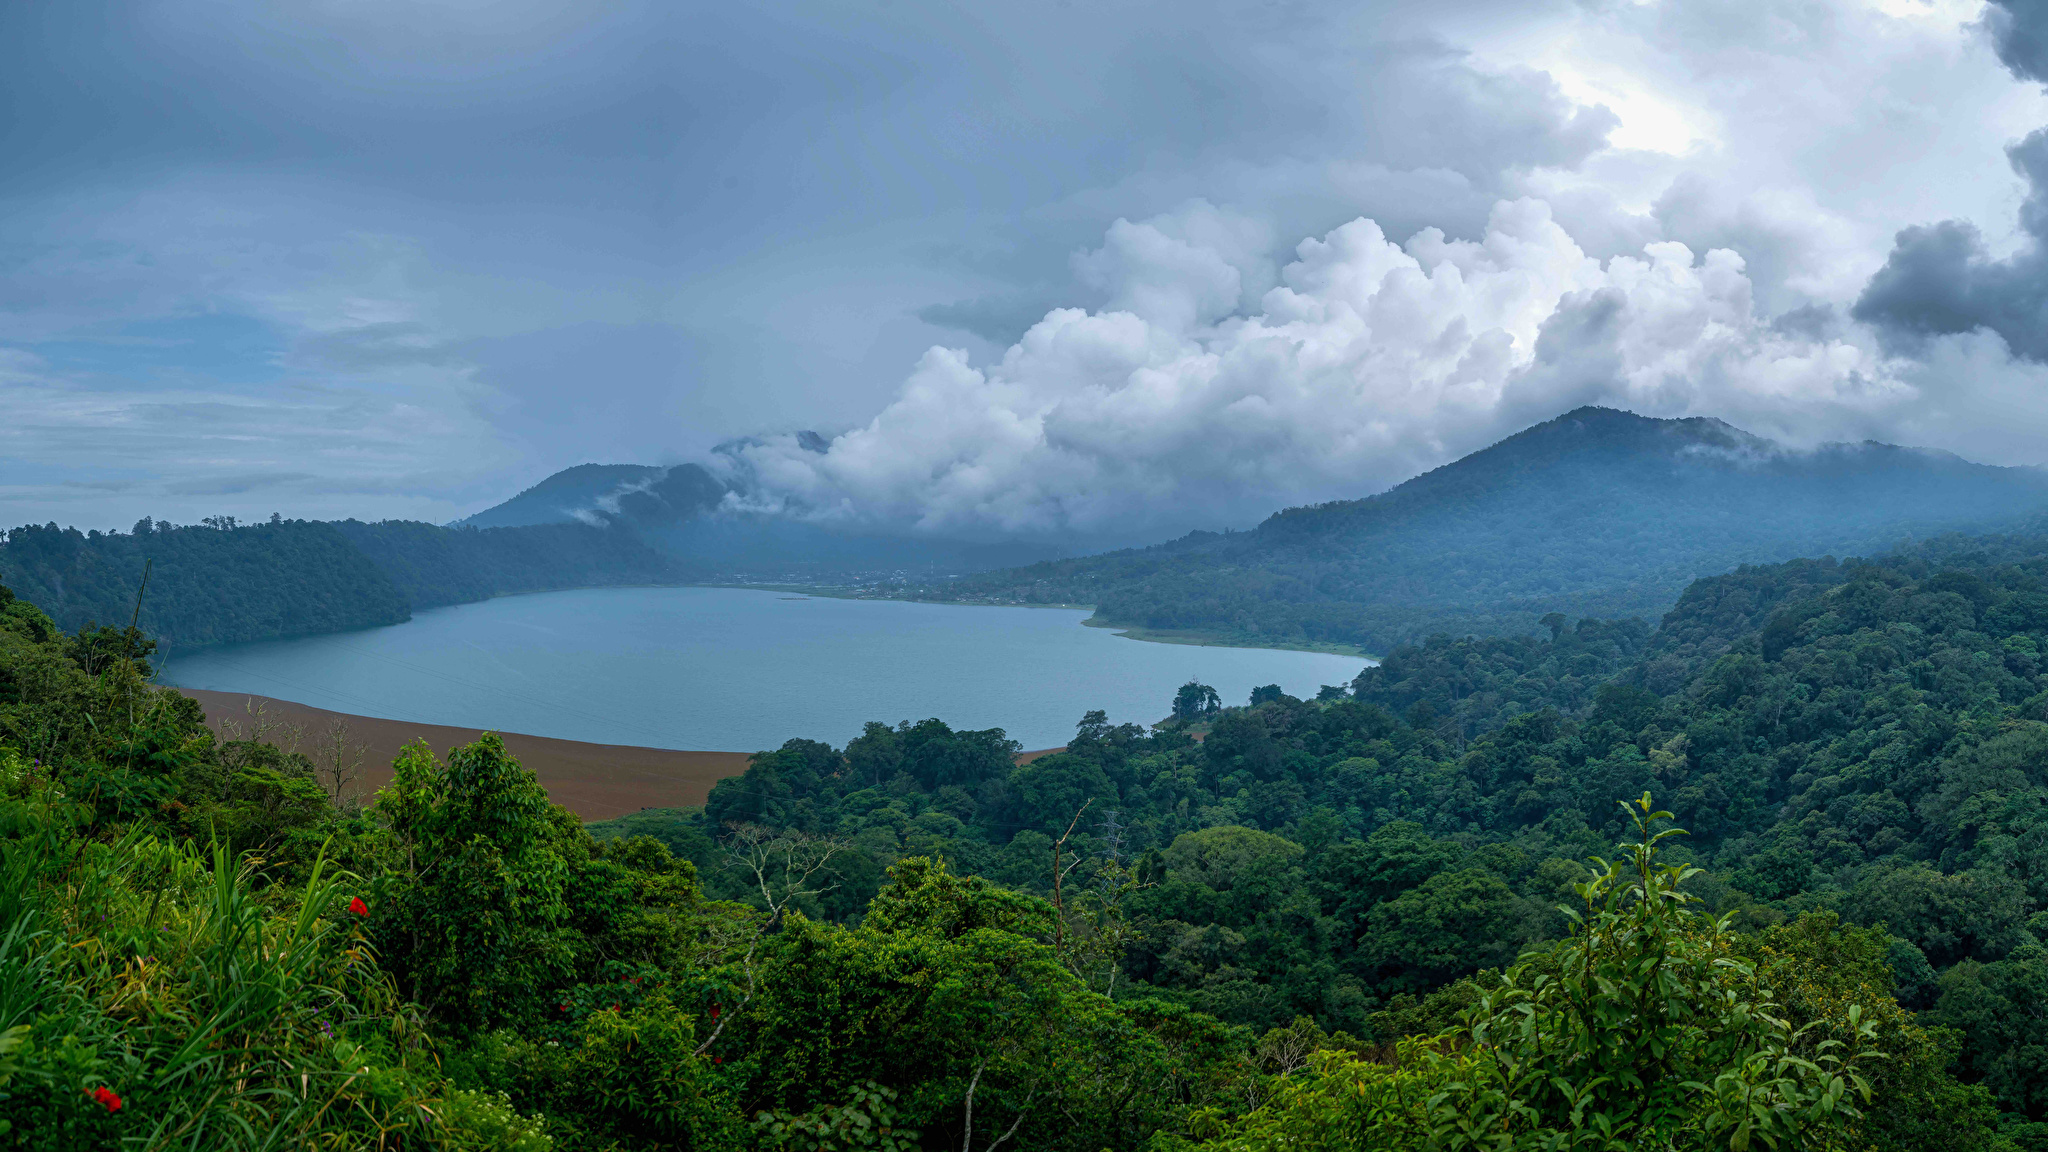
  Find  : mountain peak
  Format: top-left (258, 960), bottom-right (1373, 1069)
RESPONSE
top-left (454, 463), bottom-right (667, 529)
top-left (936, 405), bottom-right (2048, 652)
top-left (1514, 406), bottom-right (1764, 452)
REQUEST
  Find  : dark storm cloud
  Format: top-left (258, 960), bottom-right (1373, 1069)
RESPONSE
top-left (1849, 4), bottom-right (2048, 361)
top-left (0, 0), bottom-right (1638, 530)
top-left (11, 0), bottom-right (2035, 537)
top-left (1768, 304), bottom-right (1842, 342)
top-left (1852, 129), bottom-right (2048, 360)
top-left (1985, 0), bottom-right (2048, 84)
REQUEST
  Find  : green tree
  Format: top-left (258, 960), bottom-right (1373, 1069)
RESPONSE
top-left (375, 734), bottom-right (572, 1029)
top-left (1196, 798), bottom-right (1882, 1150)
top-left (1734, 912), bottom-right (2014, 1151)
top-left (1927, 944), bottom-right (2048, 1121)
top-left (1174, 681), bottom-right (1222, 722)
top-left (1153, 825), bottom-right (1305, 928)
top-left (744, 857), bottom-right (1207, 1151)
top-left (1359, 867), bottom-right (1537, 993)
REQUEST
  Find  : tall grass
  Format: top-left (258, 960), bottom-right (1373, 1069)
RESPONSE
top-left (0, 749), bottom-right (548, 1150)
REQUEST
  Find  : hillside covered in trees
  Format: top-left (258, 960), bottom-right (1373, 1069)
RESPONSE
top-left (0, 517), bottom-right (410, 648)
top-left (331, 518), bottom-right (684, 609)
top-left (925, 406), bottom-right (2048, 653)
top-left (595, 532), bottom-right (2048, 1148)
top-left (0, 515), bottom-right (683, 648)
top-left (452, 463), bottom-right (681, 530)
top-left (12, 528), bottom-right (2048, 1146)
top-left (30, 404), bottom-right (2037, 655)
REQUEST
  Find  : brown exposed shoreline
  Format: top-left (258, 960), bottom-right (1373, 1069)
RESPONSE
top-left (176, 689), bottom-right (752, 821)
top-left (175, 689), bottom-right (1066, 822)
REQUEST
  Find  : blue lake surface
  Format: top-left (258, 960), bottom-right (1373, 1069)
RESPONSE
top-left (158, 586), bottom-right (1371, 752)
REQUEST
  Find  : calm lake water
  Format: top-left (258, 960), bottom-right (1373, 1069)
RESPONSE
top-left (158, 587), bottom-right (1370, 752)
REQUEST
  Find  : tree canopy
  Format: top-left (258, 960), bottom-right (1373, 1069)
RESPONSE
top-left (19, 516), bottom-right (2048, 1147)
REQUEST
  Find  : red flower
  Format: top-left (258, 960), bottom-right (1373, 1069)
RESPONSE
top-left (713, 1057), bottom-right (723, 1064)
top-left (347, 896), bottom-right (368, 916)
top-left (90, 1086), bottom-right (123, 1113)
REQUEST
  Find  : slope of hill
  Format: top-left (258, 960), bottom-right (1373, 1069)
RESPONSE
top-left (0, 518), bottom-right (410, 646)
top-left (331, 519), bottom-right (688, 607)
top-left (576, 530), bottom-right (2048, 1143)
top-left (0, 515), bottom-right (689, 648)
top-left (930, 407), bottom-right (2048, 653)
top-left (452, 463), bottom-right (670, 528)
top-left (12, 556), bottom-right (2016, 1149)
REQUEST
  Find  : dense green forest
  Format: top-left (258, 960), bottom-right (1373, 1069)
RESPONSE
top-left (595, 532), bottom-right (2048, 1148)
top-left (0, 516), bottom-right (682, 649)
top-left (331, 519), bottom-right (684, 609)
top-left (925, 406), bottom-right (2048, 653)
top-left (0, 518), bottom-right (410, 648)
top-left (10, 530), bottom-right (2037, 1147)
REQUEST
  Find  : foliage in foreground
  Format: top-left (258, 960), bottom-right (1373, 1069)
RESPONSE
top-left (1191, 800), bottom-right (1883, 1151)
top-left (0, 555), bottom-right (2019, 1150)
top-left (600, 539), bottom-right (2048, 1148)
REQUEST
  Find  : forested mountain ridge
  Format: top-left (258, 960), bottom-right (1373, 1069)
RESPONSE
top-left (0, 515), bottom-right (684, 648)
top-left (927, 406), bottom-right (2048, 653)
top-left (1, 550), bottom-right (2029, 1149)
top-left (332, 518), bottom-right (685, 608)
top-left (0, 518), bottom-right (410, 647)
top-left (587, 529), bottom-right (2048, 1145)
top-left (452, 462), bottom-right (722, 531)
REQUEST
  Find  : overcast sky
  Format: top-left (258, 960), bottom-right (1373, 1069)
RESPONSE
top-left (6, 0), bottom-right (2048, 540)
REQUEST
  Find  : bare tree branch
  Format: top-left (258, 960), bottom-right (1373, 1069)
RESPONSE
top-left (961, 1056), bottom-right (1038, 1152)
top-left (316, 717), bottom-right (367, 802)
top-left (694, 823), bottom-right (851, 1056)
top-left (984, 1093), bottom-right (1033, 1152)
top-left (960, 1056), bottom-right (986, 1152)
top-left (220, 697), bottom-right (303, 756)
top-left (1051, 799), bottom-right (1092, 956)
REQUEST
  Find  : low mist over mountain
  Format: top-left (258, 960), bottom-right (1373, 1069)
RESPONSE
top-left (459, 446), bottom-right (1060, 580)
top-left (926, 407), bottom-right (2048, 652)
top-left (14, 405), bottom-right (2043, 652)
top-left (452, 464), bottom-right (677, 530)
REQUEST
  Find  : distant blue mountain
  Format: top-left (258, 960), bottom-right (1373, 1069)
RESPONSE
top-left (455, 456), bottom-right (1062, 579)
top-left (452, 463), bottom-right (671, 529)
top-left (932, 406), bottom-right (2048, 651)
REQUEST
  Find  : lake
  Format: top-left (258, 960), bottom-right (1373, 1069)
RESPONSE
top-left (158, 586), bottom-right (1371, 752)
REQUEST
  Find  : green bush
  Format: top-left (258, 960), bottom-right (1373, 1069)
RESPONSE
top-left (1193, 800), bottom-right (1883, 1151)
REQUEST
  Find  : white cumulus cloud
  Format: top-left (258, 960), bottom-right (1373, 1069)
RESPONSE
top-left (716, 198), bottom-right (1963, 542)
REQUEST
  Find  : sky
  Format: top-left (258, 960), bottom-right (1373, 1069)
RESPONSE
top-left (6, 0), bottom-right (2048, 543)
